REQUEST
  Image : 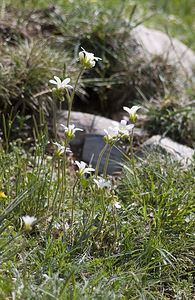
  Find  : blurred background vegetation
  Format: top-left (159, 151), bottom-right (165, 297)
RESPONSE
top-left (0, 0), bottom-right (194, 146)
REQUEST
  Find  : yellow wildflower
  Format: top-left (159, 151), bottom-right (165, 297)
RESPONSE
top-left (0, 191), bottom-right (7, 198)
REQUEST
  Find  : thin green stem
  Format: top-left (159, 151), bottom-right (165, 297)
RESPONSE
top-left (48, 158), bottom-right (54, 207)
top-left (103, 143), bottom-right (113, 178)
top-left (112, 205), bottom-right (118, 240)
top-left (95, 143), bottom-right (108, 177)
top-left (51, 158), bottom-right (61, 212)
top-left (66, 68), bottom-right (84, 128)
top-left (100, 189), bottom-right (106, 213)
top-left (130, 128), bottom-right (135, 167)
top-left (66, 90), bottom-right (72, 128)
top-left (111, 196), bottom-right (118, 241)
top-left (71, 68), bottom-right (84, 104)
top-left (70, 177), bottom-right (79, 244)
top-left (63, 137), bottom-right (67, 186)
top-left (129, 128), bottom-right (139, 188)
top-left (57, 148), bottom-right (68, 216)
top-left (57, 68), bottom-right (84, 217)
top-left (2, 114), bottom-right (8, 153)
top-left (53, 101), bottom-right (57, 141)
top-left (84, 183), bottom-right (98, 229)
top-left (71, 177), bottom-right (79, 230)
top-left (2, 111), bottom-right (14, 153)
top-left (95, 190), bottom-right (106, 238)
top-left (88, 197), bottom-right (96, 227)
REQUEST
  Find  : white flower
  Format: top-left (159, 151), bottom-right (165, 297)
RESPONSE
top-left (49, 76), bottom-right (73, 90)
top-left (53, 142), bottom-right (72, 155)
top-left (75, 160), bottom-right (95, 176)
top-left (61, 124), bottom-right (83, 139)
top-left (114, 201), bottom-right (122, 208)
top-left (123, 105), bottom-right (141, 122)
top-left (104, 126), bottom-right (119, 143)
top-left (79, 47), bottom-right (102, 69)
top-left (93, 177), bottom-right (111, 189)
top-left (22, 216), bottom-right (37, 230)
top-left (118, 120), bottom-right (134, 137)
top-left (108, 201), bottom-right (122, 211)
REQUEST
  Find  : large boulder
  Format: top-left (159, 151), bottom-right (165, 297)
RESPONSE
top-left (57, 110), bottom-right (120, 147)
top-left (57, 110), bottom-right (146, 174)
top-left (131, 25), bottom-right (195, 80)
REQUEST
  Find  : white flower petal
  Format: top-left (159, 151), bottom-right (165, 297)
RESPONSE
top-left (131, 105), bottom-right (141, 114)
top-left (64, 84), bottom-right (73, 89)
top-left (75, 160), bottom-right (81, 168)
top-left (108, 205), bottom-right (112, 211)
top-left (75, 127), bottom-right (83, 132)
top-left (66, 147), bottom-right (72, 153)
top-left (120, 120), bottom-right (127, 126)
top-left (93, 177), bottom-right (111, 189)
top-left (62, 78), bottom-right (70, 85)
top-left (49, 79), bottom-right (57, 85)
top-left (84, 167), bottom-right (95, 174)
top-left (54, 76), bottom-right (61, 85)
top-left (123, 106), bottom-right (131, 114)
top-left (79, 51), bottom-right (84, 59)
top-left (69, 124), bottom-right (75, 130)
top-left (114, 202), bottom-right (121, 209)
top-left (61, 124), bottom-right (67, 130)
top-left (79, 161), bottom-right (86, 170)
top-left (22, 216), bottom-right (37, 226)
top-left (127, 124), bottom-right (134, 130)
top-left (79, 47), bottom-right (101, 68)
top-left (76, 160), bottom-right (94, 176)
top-left (123, 105), bottom-right (141, 115)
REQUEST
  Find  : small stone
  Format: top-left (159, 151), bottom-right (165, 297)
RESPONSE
top-left (136, 135), bottom-right (194, 166)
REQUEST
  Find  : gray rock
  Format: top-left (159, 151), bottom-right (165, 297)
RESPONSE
top-left (57, 111), bottom-right (124, 168)
top-left (57, 110), bottom-right (147, 174)
top-left (57, 110), bottom-right (119, 148)
top-left (131, 25), bottom-right (195, 80)
top-left (57, 110), bottom-right (145, 138)
top-left (136, 135), bottom-right (194, 166)
top-left (82, 134), bottom-right (127, 175)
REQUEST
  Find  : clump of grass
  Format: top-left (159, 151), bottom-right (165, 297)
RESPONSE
top-left (143, 98), bottom-right (195, 147)
top-left (0, 39), bottom-right (77, 116)
top-left (118, 152), bottom-right (194, 298)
